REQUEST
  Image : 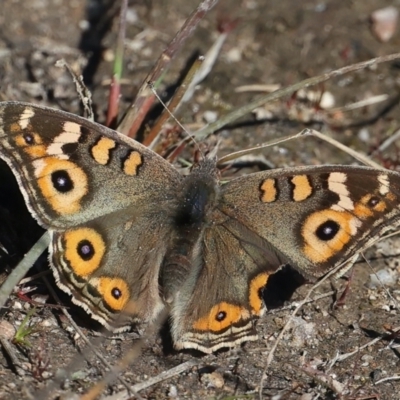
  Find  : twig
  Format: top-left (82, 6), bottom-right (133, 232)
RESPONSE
top-left (300, 364), bottom-right (344, 395)
top-left (234, 84), bottom-right (281, 93)
top-left (0, 337), bottom-right (24, 376)
top-left (218, 128), bottom-right (384, 168)
top-left (55, 59), bottom-right (94, 121)
top-left (103, 360), bottom-right (199, 400)
top-left (144, 56), bottom-right (204, 148)
top-left (117, 0), bottom-right (219, 138)
top-left (307, 129), bottom-right (383, 169)
top-left (181, 23), bottom-right (231, 103)
top-left (35, 275), bottom-right (136, 400)
top-left (328, 94), bottom-right (389, 114)
top-left (106, 0), bottom-right (128, 128)
top-left (194, 52), bottom-right (400, 139)
top-left (376, 127), bottom-right (400, 153)
top-left (258, 253), bottom-right (359, 400)
top-left (374, 375), bottom-right (400, 385)
top-left (327, 326), bottom-right (400, 367)
top-left (217, 130), bottom-right (310, 164)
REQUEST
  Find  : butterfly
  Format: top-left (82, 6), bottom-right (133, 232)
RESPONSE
top-left (1, 101), bottom-right (400, 353)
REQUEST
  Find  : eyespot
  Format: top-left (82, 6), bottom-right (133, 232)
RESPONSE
top-left (354, 194), bottom-right (387, 219)
top-left (192, 302), bottom-right (250, 332)
top-left (97, 277), bottom-right (130, 311)
top-left (64, 228), bottom-right (105, 276)
top-left (302, 209), bottom-right (361, 263)
top-left (35, 158), bottom-right (88, 214)
top-left (111, 287), bottom-right (122, 299)
top-left (14, 132), bottom-right (46, 158)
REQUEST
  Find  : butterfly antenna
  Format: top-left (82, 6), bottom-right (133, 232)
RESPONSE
top-left (147, 81), bottom-right (204, 159)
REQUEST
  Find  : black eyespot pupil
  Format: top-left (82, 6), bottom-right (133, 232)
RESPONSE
top-left (315, 220), bottom-right (340, 241)
top-left (51, 170), bottom-right (73, 192)
top-left (368, 196), bottom-right (380, 207)
top-left (77, 239), bottom-right (94, 261)
top-left (111, 287), bottom-right (122, 299)
top-left (23, 133), bottom-right (34, 144)
top-left (216, 311), bottom-right (226, 322)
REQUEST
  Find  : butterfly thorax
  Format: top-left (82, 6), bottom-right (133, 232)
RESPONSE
top-left (160, 158), bottom-right (221, 303)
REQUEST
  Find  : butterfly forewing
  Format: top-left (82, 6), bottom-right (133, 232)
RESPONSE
top-left (0, 102), bottom-right (181, 229)
top-left (220, 165), bottom-right (400, 279)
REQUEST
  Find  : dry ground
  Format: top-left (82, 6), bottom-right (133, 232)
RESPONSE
top-left (0, 1), bottom-right (400, 399)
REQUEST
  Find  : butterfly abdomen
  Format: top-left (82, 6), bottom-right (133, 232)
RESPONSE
top-left (160, 159), bottom-right (220, 302)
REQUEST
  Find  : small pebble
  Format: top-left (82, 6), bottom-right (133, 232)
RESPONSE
top-left (319, 91), bottom-right (335, 109)
top-left (368, 268), bottom-right (399, 289)
top-left (200, 371), bottom-right (224, 389)
top-left (0, 320), bottom-right (16, 340)
top-left (78, 20), bottom-right (90, 31)
top-left (371, 6), bottom-right (399, 42)
top-left (225, 47), bottom-right (242, 63)
top-left (203, 110), bottom-right (218, 124)
top-left (40, 318), bottom-right (57, 328)
top-left (289, 317), bottom-right (316, 348)
top-left (41, 371), bottom-right (53, 379)
top-left (13, 301), bottom-right (23, 310)
top-left (168, 384), bottom-right (178, 398)
top-left (126, 8), bottom-right (139, 24)
top-left (358, 128), bottom-right (370, 142)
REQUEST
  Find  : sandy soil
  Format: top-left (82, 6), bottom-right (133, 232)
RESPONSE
top-left (0, 1), bottom-right (400, 399)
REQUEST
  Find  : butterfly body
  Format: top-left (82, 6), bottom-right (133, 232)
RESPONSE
top-left (1, 101), bottom-right (400, 353)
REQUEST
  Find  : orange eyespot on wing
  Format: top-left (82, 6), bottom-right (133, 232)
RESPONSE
top-left (192, 302), bottom-right (250, 332)
top-left (64, 228), bottom-right (106, 276)
top-left (302, 209), bottom-right (360, 263)
top-left (35, 158), bottom-right (89, 214)
top-left (14, 131), bottom-right (46, 158)
top-left (96, 277), bottom-right (130, 311)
